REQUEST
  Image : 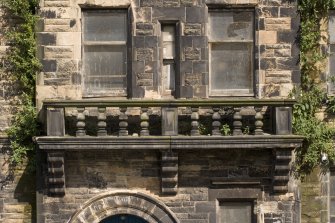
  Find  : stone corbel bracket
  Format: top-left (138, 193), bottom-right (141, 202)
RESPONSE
top-left (273, 149), bottom-right (292, 194)
top-left (161, 151), bottom-right (178, 195)
top-left (47, 152), bottom-right (65, 196)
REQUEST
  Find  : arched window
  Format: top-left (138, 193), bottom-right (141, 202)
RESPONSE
top-left (100, 214), bottom-right (149, 223)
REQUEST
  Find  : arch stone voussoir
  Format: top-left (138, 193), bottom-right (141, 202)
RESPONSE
top-left (68, 190), bottom-right (179, 223)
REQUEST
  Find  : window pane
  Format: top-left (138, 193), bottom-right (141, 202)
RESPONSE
top-left (331, 45), bottom-right (335, 76)
top-left (220, 202), bottom-right (252, 223)
top-left (329, 14), bottom-right (335, 43)
top-left (210, 43), bottom-right (253, 92)
top-left (209, 11), bottom-right (253, 41)
top-left (162, 62), bottom-right (175, 91)
top-left (84, 45), bottom-right (126, 76)
top-left (162, 25), bottom-right (175, 59)
top-left (83, 11), bottom-right (126, 42)
top-left (84, 45), bottom-right (126, 92)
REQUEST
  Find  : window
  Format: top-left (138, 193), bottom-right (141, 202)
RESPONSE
top-left (208, 10), bottom-right (254, 96)
top-left (82, 10), bottom-right (127, 97)
top-left (329, 12), bottom-right (335, 93)
top-left (219, 201), bottom-right (253, 223)
top-left (161, 25), bottom-right (176, 97)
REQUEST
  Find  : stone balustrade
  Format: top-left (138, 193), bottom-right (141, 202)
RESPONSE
top-left (44, 99), bottom-right (295, 137)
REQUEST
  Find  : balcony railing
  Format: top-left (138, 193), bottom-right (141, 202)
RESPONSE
top-left (43, 99), bottom-right (296, 137)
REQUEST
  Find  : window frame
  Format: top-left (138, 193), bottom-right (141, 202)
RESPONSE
top-left (218, 199), bottom-right (257, 223)
top-left (208, 8), bottom-right (255, 97)
top-left (328, 10), bottom-right (335, 94)
top-left (81, 9), bottom-right (129, 98)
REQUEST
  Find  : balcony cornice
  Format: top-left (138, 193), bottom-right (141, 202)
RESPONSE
top-left (43, 98), bottom-right (297, 108)
top-left (36, 135), bottom-right (304, 151)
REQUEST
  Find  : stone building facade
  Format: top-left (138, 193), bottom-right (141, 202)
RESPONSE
top-left (5, 0), bottom-right (335, 223)
top-left (34, 0), bottom-right (306, 223)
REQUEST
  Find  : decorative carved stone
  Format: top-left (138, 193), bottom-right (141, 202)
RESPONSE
top-left (97, 107), bottom-right (107, 136)
top-left (233, 107), bottom-right (243, 135)
top-left (119, 107), bottom-right (128, 136)
top-left (212, 107), bottom-right (221, 136)
top-left (140, 107), bottom-right (150, 136)
top-left (47, 152), bottom-right (65, 196)
top-left (273, 149), bottom-right (291, 194)
top-left (76, 107), bottom-right (86, 136)
top-left (254, 106), bottom-right (264, 135)
top-left (191, 107), bottom-right (200, 136)
top-left (161, 151), bottom-right (178, 195)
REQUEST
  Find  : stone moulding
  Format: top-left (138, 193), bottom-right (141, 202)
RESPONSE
top-left (36, 135), bottom-right (304, 150)
top-left (37, 135), bottom-right (303, 196)
top-left (67, 190), bottom-right (180, 223)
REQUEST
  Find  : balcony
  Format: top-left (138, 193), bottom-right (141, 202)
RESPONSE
top-left (36, 99), bottom-right (304, 196)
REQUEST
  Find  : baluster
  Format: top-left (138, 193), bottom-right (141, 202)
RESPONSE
top-left (233, 107), bottom-right (243, 136)
top-left (97, 107), bottom-right (107, 136)
top-left (140, 107), bottom-right (150, 136)
top-left (254, 106), bottom-right (264, 135)
top-left (119, 107), bottom-right (128, 136)
top-left (76, 107), bottom-right (86, 136)
top-left (212, 107), bottom-right (221, 136)
top-left (191, 107), bottom-right (200, 136)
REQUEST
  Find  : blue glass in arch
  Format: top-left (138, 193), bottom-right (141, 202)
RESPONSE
top-left (100, 214), bottom-right (149, 223)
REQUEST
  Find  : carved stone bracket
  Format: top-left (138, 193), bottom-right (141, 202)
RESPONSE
top-left (47, 152), bottom-right (65, 196)
top-left (161, 151), bottom-right (178, 195)
top-left (273, 149), bottom-right (292, 194)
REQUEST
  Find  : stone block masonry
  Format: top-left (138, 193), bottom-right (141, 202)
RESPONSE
top-left (37, 150), bottom-right (299, 223)
top-left (36, 0), bottom-right (299, 104)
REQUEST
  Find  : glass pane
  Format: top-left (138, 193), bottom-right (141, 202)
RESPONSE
top-left (330, 45), bottom-right (335, 76)
top-left (84, 45), bottom-right (126, 91)
top-left (162, 62), bottom-right (175, 91)
top-left (83, 11), bottom-right (126, 42)
top-left (329, 14), bottom-right (335, 43)
top-left (220, 202), bottom-right (252, 223)
top-left (210, 43), bottom-right (253, 92)
top-left (162, 25), bottom-right (175, 58)
top-left (209, 11), bottom-right (253, 41)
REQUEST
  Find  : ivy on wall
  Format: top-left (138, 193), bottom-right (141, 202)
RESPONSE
top-left (1, 0), bottom-right (40, 164)
top-left (293, 0), bottom-right (335, 177)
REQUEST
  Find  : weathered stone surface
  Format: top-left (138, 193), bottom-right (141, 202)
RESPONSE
top-left (184, 24), bottom-right (201, 36)
top-left (184, 47), bottom-right (200, 60)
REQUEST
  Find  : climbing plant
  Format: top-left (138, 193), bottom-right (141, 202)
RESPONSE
top-left (293, 0), bottom-right (335, 177)
top-left (1, 0), bottom-right (40, 164)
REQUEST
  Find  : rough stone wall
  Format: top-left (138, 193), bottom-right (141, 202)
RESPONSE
top-left (0, 138), bottom-right (36, 223)
top-left (300, 169), bottom-right (329, 223)
top-left (36, 0), bottom-right (300, 108)
top-left (38, 150), bottom-right (299, 223)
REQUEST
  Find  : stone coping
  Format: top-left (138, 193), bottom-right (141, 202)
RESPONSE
top-left (36, 135), bottom-right (304, 150)
top-left (43, 98), bottom-right (296, 108)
